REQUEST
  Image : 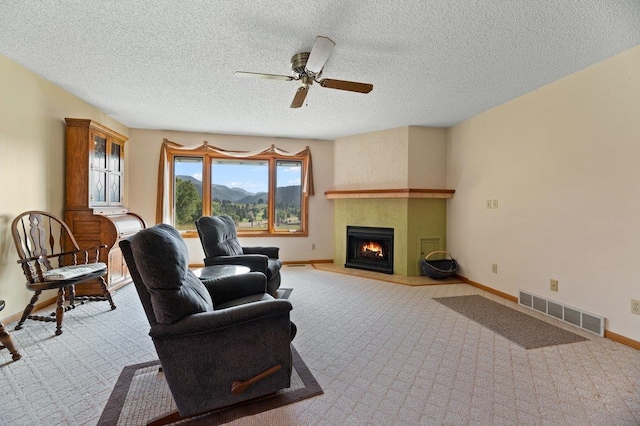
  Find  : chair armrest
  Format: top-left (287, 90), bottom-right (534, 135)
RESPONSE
top-left (204, 254), bottom-right (268, 273)
top-left (243, 246), bottom-right (280, 259)
top-left (149, 299), bottom-right (292, 340)
top-left (202, 272), bottom-right (267, 305)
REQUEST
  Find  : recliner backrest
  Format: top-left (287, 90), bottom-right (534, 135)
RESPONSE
top-left (120, 238), bottom-right (157, 327)
top-left (123, 224), bottom-right (214, 324)
top-left (195, 215), bottom-right (244, 257)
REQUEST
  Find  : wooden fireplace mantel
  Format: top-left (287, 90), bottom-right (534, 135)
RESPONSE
top-left (324, 188), bottom-right (455, 199)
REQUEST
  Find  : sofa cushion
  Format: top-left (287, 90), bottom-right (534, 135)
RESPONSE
top-left (130, 224), bottom-right (213, 324)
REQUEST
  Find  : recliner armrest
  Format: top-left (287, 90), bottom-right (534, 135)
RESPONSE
top-left (243, 246), bottom-right (280, 259)
top-left (203, 254), bottom-right (268, 273)
top-left (149, 299), bottom-right (292, 339)
top-left (201, 272), bottom-right (267, 305)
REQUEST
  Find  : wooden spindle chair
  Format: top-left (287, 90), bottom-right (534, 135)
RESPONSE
top-left (11, 211), bottom-right (116, 336)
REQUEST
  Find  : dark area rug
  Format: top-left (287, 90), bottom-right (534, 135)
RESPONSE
top-left (97, 345), bottom-right (321, 425)
top-left (434, 295), bottom-right (588, 349)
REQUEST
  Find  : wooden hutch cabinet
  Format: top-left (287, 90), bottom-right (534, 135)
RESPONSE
top-left (64, 118), bottom-right (146, 297)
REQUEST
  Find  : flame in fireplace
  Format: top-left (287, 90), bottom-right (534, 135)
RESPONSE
top-left (361, 241), bottom-right (384, 258)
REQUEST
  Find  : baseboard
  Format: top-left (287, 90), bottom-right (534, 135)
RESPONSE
top-left (454, 274), bottom-right (518, 303)
top-left (455, 274), bottom-right (640, 350)
top-left (604, 330), bottom-right (640, 350)
top-left (284, 259), bottom-right (333, 265)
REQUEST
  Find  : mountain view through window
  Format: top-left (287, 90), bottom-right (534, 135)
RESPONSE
top-left (173, 156), bottom-right (303, 233)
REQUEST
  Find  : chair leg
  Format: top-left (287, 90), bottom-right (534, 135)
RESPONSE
top-left (68, 284), bottom-right (76, 307)
top-left (15, 290), bottom-right (41, 330)
top-left (0, 321), bottom-right (21, 361)
top-left (99, 276), bottom-right (116, 310)
top-left (54, 288), bottom-right (65, 336)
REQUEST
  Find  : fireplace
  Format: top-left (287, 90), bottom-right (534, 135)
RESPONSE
top-left (345, 226), bottom-right (394, 274)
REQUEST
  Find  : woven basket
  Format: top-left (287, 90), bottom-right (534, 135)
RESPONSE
top-left (420, 251), bottom-right (458, 279)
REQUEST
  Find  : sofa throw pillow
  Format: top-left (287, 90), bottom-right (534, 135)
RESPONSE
top-left (130, 224), bottom-right (213, 324)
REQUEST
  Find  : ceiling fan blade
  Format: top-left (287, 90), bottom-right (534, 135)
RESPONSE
top-left (318, 78), bottom-right (373, 93)
top-left (305, 36), bottom-right (335, 75)
top-left (290, 86), bottom-right (309, 108)
top-left (234, 71), bottom-right (294, 81)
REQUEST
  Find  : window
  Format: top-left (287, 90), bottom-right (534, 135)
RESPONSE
top-left (275, 160), bottom-right (303, 232)
top-left (163, 143), bottom-right (310, 236)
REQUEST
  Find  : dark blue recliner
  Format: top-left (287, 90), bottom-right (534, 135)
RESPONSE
top-left (195, 215), bottom-right (282, 296)
top-left (120, 224), bottom-right (294, 424)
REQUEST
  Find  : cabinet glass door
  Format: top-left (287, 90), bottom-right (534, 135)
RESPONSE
top-left (91, 135), bottom-right (108, 204)
top-left (91, 170), bottom-right (107, 203)
top-left (109, 141), bottom-right (123, 204)
top-left (93, 136), bottom-right (107, 169)
top-left (110, 175), bottom-right (122, 203)
top-left (110, 142), bottom-right (122, 172)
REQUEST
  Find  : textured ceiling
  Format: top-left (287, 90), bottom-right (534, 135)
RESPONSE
top-left (1, 1), bottom-right (639, 140)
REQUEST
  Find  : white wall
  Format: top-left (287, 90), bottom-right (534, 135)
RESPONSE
top-left (0, 54), bottom-right (128, 319)
top-left (447, 45), bottom-right (640, 341)
top-left (127, 129), bottom-right (335, 264)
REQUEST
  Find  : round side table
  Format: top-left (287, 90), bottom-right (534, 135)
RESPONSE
top-left (192, 265), bottom-right (251, 281)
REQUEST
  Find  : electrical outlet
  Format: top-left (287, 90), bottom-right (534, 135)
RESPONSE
top-left (550, 279), bottom-right (558, 292)
top-left (486, 200), bottom-right (492, 209)
top-left (492, 199), bottom-right (498, 209)
top-left (492, 264), bottom-right (498, 273)
top-left (311, 243), bottom-right (316, 250)
top-left (631, 299), bottom-right (640, 315)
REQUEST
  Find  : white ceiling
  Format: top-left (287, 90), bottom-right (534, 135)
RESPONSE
top-left (1, 1), bottom-right (639, 140)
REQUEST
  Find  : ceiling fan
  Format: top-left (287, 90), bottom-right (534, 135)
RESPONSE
top-left (235, 36), bottom-right (373, 108)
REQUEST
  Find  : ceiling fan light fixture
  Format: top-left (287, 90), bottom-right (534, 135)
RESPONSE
top-left (291, 52), bottom-right (310, 76)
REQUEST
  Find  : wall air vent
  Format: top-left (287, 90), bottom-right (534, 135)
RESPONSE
top-left (518, 290), bottom-right (605, 336)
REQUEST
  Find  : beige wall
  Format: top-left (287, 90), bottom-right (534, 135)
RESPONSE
top-left (408, 126), bottom-right (447, 188)
top-left (334, 126), bottom-right (409, 189)
top-left (0, 54), bottom-right (128, 320)
top-left (127, 129), bottom-right (335, 264)
top-left (334, 125), bottom-right (447, 189)
top-left (447, 45), bottom-right (640, 341)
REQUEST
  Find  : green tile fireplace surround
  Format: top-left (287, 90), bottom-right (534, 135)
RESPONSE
top-left (334, 198), bottom-right (447, 276)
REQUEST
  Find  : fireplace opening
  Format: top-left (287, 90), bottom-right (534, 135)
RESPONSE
top-left (345, 226), bottom-right (394, 274)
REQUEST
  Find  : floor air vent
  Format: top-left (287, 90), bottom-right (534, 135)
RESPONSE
top-left (518, 290), bottom-right (605, 336)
